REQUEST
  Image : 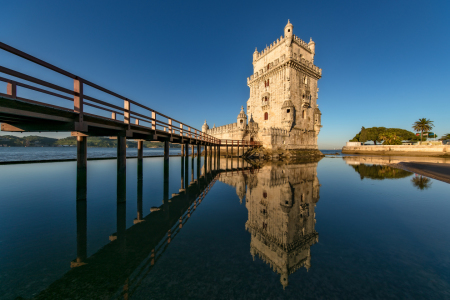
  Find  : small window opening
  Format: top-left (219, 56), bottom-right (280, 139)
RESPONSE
top-left (285, 201), bottom-right (289, 205)
top-left (302, 94), bottom-right (305, 99)
top-left (302, 110), bottom-right (305, 119)
top-left (263, 192), bottom-right (267, 198)
top-left (287, 109), bottom-right (290, 113)
top-left (267, 64), bottom-right (270, 70)
top-left (240, 120), bottom-right (243, 124)
top-left (288, 29), bottom-right (290, 32)
top-left (264, 112), bottom-right (268, 120)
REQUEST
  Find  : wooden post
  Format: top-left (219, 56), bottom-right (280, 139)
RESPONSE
top-left (6, 82), bottom-right (17, 98)
top-left (168, 119), bottom-right (172, 134)
top-left (124, 99), bottom-right (130, 125)
top-left (163, 159), bottom-right (169, 202)
top-left (181, 144), bottom-right (185, 156)
top-left (136, 158), bottom-right (143, 222)
top-left (196, 149), bottom-right (201, 180)
top-left (164, 140), bottom-right (169, 161)
top-left (75, 192), bottom-right (87, 266)
top-left (191, 145), bottom-right (194, 157)
top-left (74, 78), bottom-right (83, 124)
top-left (180, 157), bottom-right (185, 192)
top-left (77, 136), bottom-right (87, 169)
top-left (151, 111), bottom-right (156, 131)
top-left (197, 144), bottom-right (200, 158)
top-left (117, 136), bottom-right (127, 173)
top-left (111, 112), bottom-right (116, 120)
top-left (138, 140), bottom-right (143, 160)
top-left (180, 124), bottom-right (183, 137)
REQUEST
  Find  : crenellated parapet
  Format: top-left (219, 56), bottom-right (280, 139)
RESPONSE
top-left (261, 127), bottom-right (289, 137)
top-left (206, 122), bottom-right (239, 135)
top-left (248, 55), bottom-right (322, 83)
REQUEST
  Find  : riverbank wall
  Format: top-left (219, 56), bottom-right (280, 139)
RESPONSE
top-left (342, 145), bottom-right (450, 157)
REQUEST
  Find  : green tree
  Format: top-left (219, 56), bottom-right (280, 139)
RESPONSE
top-left (412, 118), bottom-right (434, 145)
top-left (379, 132), bottom-right (403, 145)
top-left (366, 127), bottom-right (386, 145)
top-left (411, 175), bottom-right (432, 190)
top-left (440, 133), bottom-right (450, 140)
top-left (351, 164), bottom-right (413, 180)
top-left (359, 127), bottom-right (368, 144)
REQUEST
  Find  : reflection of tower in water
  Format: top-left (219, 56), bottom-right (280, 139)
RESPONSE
top-left (222, 162), bottom-right (320, 289)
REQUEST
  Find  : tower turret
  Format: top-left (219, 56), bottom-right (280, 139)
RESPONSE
top-left (253, 47), bottom-right (258, 61)
top-left (284, 20), bottom-right (293, 46)
top-left (308, 38), bottom-right (315, 62)
top-left (202, 120), bottom-right (209, 133)
top-left (314, 105), bottom-right (322, 135)
top-left (237, 106), bottom-right (247, 130)
top-left (281, 100), bottom-right (295, 130)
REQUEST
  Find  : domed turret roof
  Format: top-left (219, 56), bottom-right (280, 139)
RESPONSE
top-left (281, 100), bottom-right (294, 108)
top-left (237, 106), bottom-right (247, 119)
top-left (202, 120), bottom-right (209, 130)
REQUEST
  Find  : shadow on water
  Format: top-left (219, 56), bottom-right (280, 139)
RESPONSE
top-left (32, 153), bottom-right (259, 300)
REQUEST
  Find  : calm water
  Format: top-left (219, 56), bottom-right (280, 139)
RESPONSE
top-left (0, 155), bottom-right (449, 299)
top-left (0, 147), bottom-right (183, 162)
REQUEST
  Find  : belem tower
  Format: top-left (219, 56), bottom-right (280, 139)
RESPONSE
top-left (202, 20), bottom-right (322, 152)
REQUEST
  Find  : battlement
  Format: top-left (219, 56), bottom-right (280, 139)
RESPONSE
top-left (261, 127), bottom-right (289, 137)
top-left (292, 35), bottom-right (312, 52)
top-left (248, 55), bottom-right (322, 83)
top-left (207, 122), bottom-right (239, 135)
top-left (253, 34), bottom-right (312, 63)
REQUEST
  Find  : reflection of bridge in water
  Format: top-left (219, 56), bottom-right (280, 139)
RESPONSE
top-left (219, 160), bottom-right (321, 289)
top-left (34, 154), bottom-right (257, 300)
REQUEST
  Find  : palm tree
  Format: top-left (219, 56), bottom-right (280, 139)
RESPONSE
top-left (440, 133), bottom-right (450, 140)
top-left (411, 175), bottom-right (432, 190)
top-left (412, 118), bottom-right (434, 145)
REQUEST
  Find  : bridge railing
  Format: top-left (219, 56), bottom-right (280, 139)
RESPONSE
top-left (219, 139), bottom-right (262, 147)
top-left (0, 42), bottom-right (223, 144)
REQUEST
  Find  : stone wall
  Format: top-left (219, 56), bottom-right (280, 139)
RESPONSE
top-left (342, 145), bottom-right (450, 157)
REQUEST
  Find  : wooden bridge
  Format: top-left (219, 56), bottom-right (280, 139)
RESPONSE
top-left (0, 42), bottom-right (260, 170)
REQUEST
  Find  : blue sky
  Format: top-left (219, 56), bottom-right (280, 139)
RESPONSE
top-left (1, 0), bottom-right (449, 149)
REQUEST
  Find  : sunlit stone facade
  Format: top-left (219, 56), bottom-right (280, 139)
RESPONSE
top-left (204, 21), bottom-right (322, 150)
top-left (219, 161), bottom-right (320, 289)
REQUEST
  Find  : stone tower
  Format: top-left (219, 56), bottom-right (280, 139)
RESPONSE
top-left (246, 20), bottom-right (323, 150)
top-left (204, 21), bottom-right (323, 152)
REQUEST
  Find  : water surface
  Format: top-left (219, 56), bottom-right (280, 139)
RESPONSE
top-left (0, 156), bottom-right (449, 299)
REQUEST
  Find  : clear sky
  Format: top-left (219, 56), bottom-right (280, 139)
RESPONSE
top-left (1, 0), bottom-right (449, 149)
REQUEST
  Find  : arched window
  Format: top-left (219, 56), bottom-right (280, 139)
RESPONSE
top-left (263, 192), bottom-right (267, 198)
top-left (302, 110), bottom-right (305, 119)
top-left (267, 79), bottom-right (269, 86)
top-left (267, 64), bottom-right (270, 70)
top-left (264, 112), bottom-right (268, 120)
top-left (240, 120), bottom-right (243, 124)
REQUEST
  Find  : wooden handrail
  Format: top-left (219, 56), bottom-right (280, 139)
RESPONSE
top-left (0, 41), bottom-right (257, 146)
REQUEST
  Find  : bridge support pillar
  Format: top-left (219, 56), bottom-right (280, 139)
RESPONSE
top-left (163, 160), bottom-right (169, 203)
top-left (135, 159), bottom-right (144, 224)
top-left (197, 144), bottom-right (200, 157)
top-left (137, 140), bottom-right (143, 160)
top-left (191, 145), bottom-right (195, 157)
top-left (117, 136), bottom-right (126, 173)
top-left (164, 140), bottom-right (169, 161)
top-left (77, 136), bottom-right (87, 169)
top-left (181, 144), bottom-right (185, 157)
top-left (180, 157), bottom-right (185, 192)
